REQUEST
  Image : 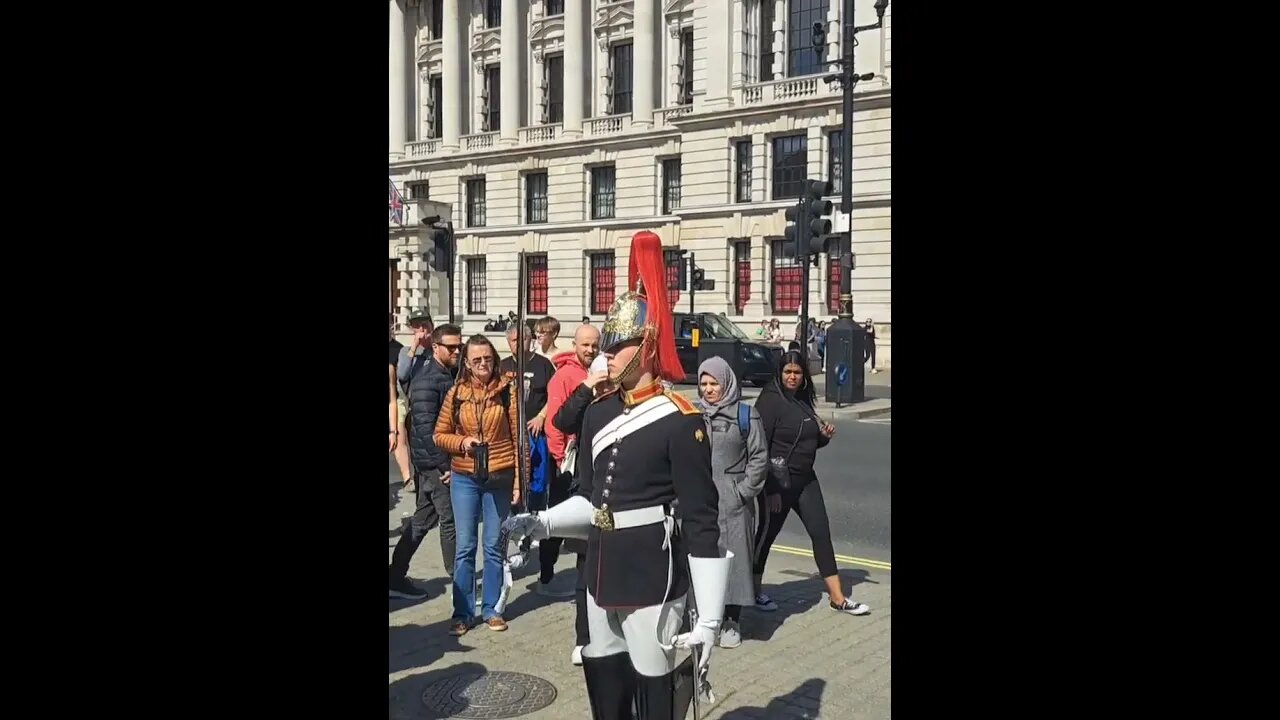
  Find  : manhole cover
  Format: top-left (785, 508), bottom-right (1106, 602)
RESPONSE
top-left (422, 671), bottom-right (557, 718)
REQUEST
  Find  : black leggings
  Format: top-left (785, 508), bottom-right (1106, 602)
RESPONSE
top-left (754, 470), bottom-right (839, 579)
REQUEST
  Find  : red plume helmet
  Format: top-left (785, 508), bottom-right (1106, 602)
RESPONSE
top-left (599, 231), bottom-right (685, 383)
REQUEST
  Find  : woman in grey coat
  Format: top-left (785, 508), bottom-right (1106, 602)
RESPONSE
top-left (694, 356), bottom-right (768, 649)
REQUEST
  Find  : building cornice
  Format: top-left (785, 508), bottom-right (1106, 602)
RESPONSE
top-left (391, 128), bottom-right (682, 171)
top-left (674, 89), bottom-right (892, 129)
top-left (448, 192), bottom-right (891, 238)
top-left (390, 88), bottom-right (892, 172)
top-left (455, 214), bottom-right (680, 238)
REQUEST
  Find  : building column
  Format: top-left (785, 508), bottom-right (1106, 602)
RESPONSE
top-left (633, 0), bottom-right (656, 128)
top-left (442, 0), bottom-right (462, 151)
top-left (499, 0), bottom-right (521, 145)
top-left (701, 0), bottom-right (733, 110)
top-left (563, 0), bottom-right (585, 137)
top-left (389, 0), bottom-right (408, 160)
top-left (772, 0), bottom-right (786, 80)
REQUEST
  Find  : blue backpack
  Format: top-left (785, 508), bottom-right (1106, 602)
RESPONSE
top-left (737, 402), bottom-right (752, 438)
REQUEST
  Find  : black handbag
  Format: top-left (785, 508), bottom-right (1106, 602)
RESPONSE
top-left (768, 400), bottom-right (823, 491)
top-left (768, 433), bottom-right (799, 491)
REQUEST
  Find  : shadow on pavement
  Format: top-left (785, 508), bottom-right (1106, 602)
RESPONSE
top-left (388, 616), bottom-right (477, 675)
top-left (502, 579), bottom-right (573, 623)
top-left (388, 660), bottom-right (489, 719)
top-left (745, 568), bottom-right (876, 642)
top-left (716, 678), bottom-right (827, 719)
top-left (388, 575), bottom-right (452, 613)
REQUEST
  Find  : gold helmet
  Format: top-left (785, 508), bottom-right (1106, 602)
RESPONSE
top-left (599, 231), bottom-right (684, 383)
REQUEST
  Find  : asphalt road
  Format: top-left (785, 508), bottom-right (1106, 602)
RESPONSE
top-left (773, 415), bottom-right (891, 566)
top-left (388, 409), bottom-right (890, 568)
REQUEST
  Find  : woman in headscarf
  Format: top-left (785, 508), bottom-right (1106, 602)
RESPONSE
top-left (693, 356), bottom-right (768, 648)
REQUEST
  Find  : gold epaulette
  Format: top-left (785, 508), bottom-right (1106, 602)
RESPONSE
top-left (664, 389), bottom-right (701, 416)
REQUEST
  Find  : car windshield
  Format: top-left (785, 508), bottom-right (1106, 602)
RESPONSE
top-left (701, 314), bottom-right (751, 341)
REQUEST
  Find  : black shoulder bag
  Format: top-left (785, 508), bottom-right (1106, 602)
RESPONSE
top-left (768, 398), bottom-right (823, 492)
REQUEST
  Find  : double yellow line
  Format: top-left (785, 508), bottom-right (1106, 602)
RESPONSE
top-left (772, 544), bottom-right (892, 572)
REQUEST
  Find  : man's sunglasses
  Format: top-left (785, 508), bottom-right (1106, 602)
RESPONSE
top-left (435, 342), bottom-right (463, 352)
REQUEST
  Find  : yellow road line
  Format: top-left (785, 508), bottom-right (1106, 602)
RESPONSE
top-left (772, 544), bottom-right (892, 571)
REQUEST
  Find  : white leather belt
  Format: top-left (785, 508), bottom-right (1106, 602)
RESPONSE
top-left (599, 505), bottom-right (668, 530)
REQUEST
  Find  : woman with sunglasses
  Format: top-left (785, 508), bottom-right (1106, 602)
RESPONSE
top-left (434, 335), bottom-right (528, 636)
top-left (752, 349), bottom-right (870, 616)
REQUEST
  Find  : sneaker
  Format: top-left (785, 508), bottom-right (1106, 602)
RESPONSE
top-left (831, 598), bottom-right (870, 615)
top-left (718, 621), bottom-right (742, 649)
top-left (389, 577), bottom-right (429, 600)
top-left (754, 593), bottom-right (778, 612)
top-left (571, 646), bottom-right (584, 666)
top-left (485, 616), bottom-right (508, 631)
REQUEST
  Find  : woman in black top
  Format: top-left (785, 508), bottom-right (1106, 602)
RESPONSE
top-left (753, 349), bottom-right (870, 616)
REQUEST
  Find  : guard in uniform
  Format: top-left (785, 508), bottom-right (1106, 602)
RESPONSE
top-left (505, 231), bottom-right (732, 719)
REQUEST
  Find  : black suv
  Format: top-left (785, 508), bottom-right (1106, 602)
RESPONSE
top-left (671, 312), bottom-right (782, 386)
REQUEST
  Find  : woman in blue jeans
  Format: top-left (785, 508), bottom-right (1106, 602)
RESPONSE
top-left (434, 336), bottom-right (526, 636)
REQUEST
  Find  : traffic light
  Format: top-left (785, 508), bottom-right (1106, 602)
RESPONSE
top-left (669, 249), bottom-right (689, 291)
top-left (690, 266), bottom-right (715, 291)
top-left (423, 220), bottom-right (454, 273)
top-left (802, 179), bottom-right (832, 257)
top-left (784, 201), bottom-right (806, 258)
top-left (812, 21), bottom-right (828, 60)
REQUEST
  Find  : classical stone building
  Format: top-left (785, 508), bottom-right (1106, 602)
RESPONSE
top-left (389, 0), bottom-right (891, 365)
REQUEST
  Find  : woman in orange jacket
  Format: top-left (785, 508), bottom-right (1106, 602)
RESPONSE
top-left (435, 335), bottom-right (527, 636)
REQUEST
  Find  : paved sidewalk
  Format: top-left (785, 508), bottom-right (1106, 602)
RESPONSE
top-left (672, 369), bottom-right (892, 420)
top-left (388, 482), bottom-right (891, 719)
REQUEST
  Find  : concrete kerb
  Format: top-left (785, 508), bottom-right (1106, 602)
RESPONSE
top-left (822, 398), bottom-right (892, 419)
top-left (671, 387), bottom-right (891, 420)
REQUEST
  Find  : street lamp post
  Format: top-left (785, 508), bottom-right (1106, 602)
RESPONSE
top-left (824, 0), bottom-right (887, 404)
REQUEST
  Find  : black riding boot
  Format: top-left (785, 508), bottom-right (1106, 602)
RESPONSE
top-left (583, 652), bottom-right (635, 720)
top-left (634, 668), bottom-right (683, 720)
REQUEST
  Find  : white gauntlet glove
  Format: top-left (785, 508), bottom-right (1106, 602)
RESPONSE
top-left (502, 495), bottom-right (594, 542)
top-left (672, 552), bottom-right (734, 670)
top-left (502, 513), bottom-right (549, 541)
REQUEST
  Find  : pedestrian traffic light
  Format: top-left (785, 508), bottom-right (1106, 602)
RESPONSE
top-left (669, 249), bottom-right (689, 291)
top-left (783, 201), bottom-right (806, 258)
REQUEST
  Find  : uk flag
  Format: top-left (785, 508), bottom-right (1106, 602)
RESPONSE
top-left (389, 178), bottom-right (405, 225)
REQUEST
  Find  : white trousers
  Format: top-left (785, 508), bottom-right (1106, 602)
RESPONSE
top-left (582, 589), bottom-right (686, 677)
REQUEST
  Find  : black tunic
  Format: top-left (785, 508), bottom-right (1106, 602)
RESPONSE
top-left (576, 388), bottom-right (720, 609)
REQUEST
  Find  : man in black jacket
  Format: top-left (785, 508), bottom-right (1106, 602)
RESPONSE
top-left (388, 323), bottom-right (462, 599)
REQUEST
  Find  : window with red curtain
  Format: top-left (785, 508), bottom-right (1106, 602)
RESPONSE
top-left (526, 254), bottom-right (549, 314)
top-left (589, 252), bottom-right (616, 314)
top-left (827, 255), bottom-right (841, 313)
top-left (733, 240), bottom-right (751, 315)
top-left (663, 249), bottom-right (683, 306)
top-left (770, 239), bottom-right (802, 314)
